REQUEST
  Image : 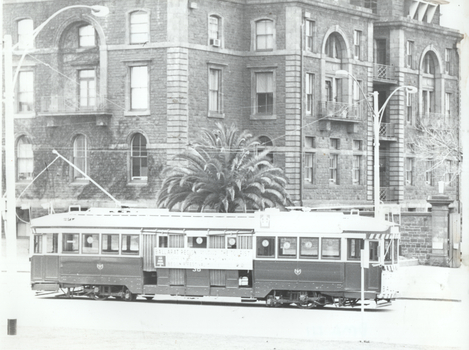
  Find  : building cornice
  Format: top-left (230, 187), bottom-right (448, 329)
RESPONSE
top-left (374, 19), bottom-right (463, 39)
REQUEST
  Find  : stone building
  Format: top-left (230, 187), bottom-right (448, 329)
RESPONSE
top-left (2, 0), bottom-right (462, 235)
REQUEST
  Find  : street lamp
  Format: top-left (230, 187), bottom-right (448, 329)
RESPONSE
top-left (2, 4), bottom-right (108, 336)
top-left (335, 70), bottom-right (417, 219)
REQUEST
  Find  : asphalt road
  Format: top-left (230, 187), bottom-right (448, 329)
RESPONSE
top-left (0, 269), bottom-right (467, 350)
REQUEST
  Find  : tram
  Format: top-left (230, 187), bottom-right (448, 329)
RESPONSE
top-left (30, 207), bottom-right (399, 308)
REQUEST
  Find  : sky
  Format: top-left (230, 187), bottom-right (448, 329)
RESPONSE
top-left (440, 0), bottom-right (468, 32)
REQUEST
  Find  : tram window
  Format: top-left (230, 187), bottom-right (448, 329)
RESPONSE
top-left (33, 235), bottom-right (43, 254)
top-left (209, 235), bottom-right (225, 249)
top-left (82, 234), bottom-right (99, 254)
top-left (102, 234), bottom-right (119, 254)
top-left (278, 237), bottom-right (297, 258)
top-left (256, 236), bottom-right (275, 258)
top-left (321, 238), bottom-right (340, 259)
top-left (158, 235), bottom-right (168, 248)
top-left (168, 235), bottom-right (184, 248)
top-left (63, 233), bottom-right (79, 253)
top-left (384, 239), bottom-right (392, 262)
top-left (300, 237), bottom-right (318, 259)
top-left (347, 238), bottom-right (363, 260)
top-left (227, 236), bottom-right (237, 249)
top-left (188, 236), bottom-right (207, 248)
top-left (122, 234), bottom-right (139, 254)
top-left (237, 235), bottom-right (253, 249)
top-left (369, 241), bottom-right (379, 261)
top-left (46, 233), bottom-right (58, 253)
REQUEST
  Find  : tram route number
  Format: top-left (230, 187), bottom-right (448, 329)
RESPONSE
top-left (192, 268), bottom-right (201, 272)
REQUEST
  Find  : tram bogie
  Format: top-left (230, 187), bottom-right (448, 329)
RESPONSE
top-left (30, 208), bottom-right (400, 308)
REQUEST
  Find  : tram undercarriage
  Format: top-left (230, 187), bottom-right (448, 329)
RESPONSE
top-left (53, 284), bottom-right (137, 301)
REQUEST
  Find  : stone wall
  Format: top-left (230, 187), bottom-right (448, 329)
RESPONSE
top-left (399, 212), bottom-right (432, 263)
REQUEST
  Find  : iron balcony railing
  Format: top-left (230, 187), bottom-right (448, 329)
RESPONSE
top-left (318, 101), bottom-right (362, 121)
top-left (40, 95), bottom-right (109, 114)
top-left (373, 64), bottom-right (396, 81)
top-left (380, 187), bottom-right (395, 202)
top-left (379, 122), bottom-right (396, 138)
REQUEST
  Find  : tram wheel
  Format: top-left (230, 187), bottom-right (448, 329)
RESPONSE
top-left (122, 287), bottom-right (136, 302)
top-left (266, 295), bottom-right (275, 307)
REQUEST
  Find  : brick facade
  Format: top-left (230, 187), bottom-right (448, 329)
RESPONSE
top-left (2, 0), bottom-right (462, 217)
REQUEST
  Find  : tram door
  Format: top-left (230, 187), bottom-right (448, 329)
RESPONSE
top-left (31, 234), bottom-right (60, 282)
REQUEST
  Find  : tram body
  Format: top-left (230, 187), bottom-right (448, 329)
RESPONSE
top-left (30, 207), bottom-right (399, 307)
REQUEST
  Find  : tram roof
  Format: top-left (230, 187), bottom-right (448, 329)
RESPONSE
top-left (31, 207), bottom-right (395, 235)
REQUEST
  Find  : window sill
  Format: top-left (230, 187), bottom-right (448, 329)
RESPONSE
top-left (71, 180), bottom-right (90, 186)
top-left (208, 112), bottom-right (225, 119)
top-left (124, 110), bottom-right (151, 117)
top-left (16, 180), bottom-right (33, 186)
top-left (250, 114), bottom-right (276, 120)
top-left (14, 112), bottom-right (35, 119)
top-left (128, 181), bottom-right (148, 187)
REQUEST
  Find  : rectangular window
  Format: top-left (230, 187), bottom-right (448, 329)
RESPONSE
top-left (353, 140), bottom-right (362, 151)
top-left (34, 235), bottom-right (42, 254)
top-left (369, 241), bottom-right (379, 261)
top-left (256, 20), bottom-right (273, 51)
top-left (364, 0), bottom-right (378, 13)
top-left (237, 236), bottom-right (253, 249)
top-left (321, 238), bottom-right (340, 259)
top-left (256, 72), bottom-right (273, 115)
top-left (405, 158), bottom-right (414, 185)
top-left (353, 80), bottom-right (362, 104)
top-left (122, 234), bottom-right (139, 255)
top-left (306, 73), bottom-right (314, 114)
top-left (188, 236), bottom-right (207, 248)
top-left (329, 154), bottom-right (338, 184)
top-left (305, 20), bottom-right (315, 51)
top-left (300, 237), bottom-right (318, 259)
top-left (168, 235), bottom-right (185, 248)
top-left (425, 160), bottom-right (434, 186)
top-left (209, 16), bottom-right (219, 41)
top-left (63, 233), bottom-right (79, 253)
top-left (278, 237), bottom-right (297, 258)
top-left (17, 18), bottom-right (33, 49)
top-left (353, 155), bottom-right (361, 185)
top-left (209, 68), bottom-right (222, 113)
top-left (445, 93), bottom-right (451, 117)
top-left (257, 236), bottom-right (275, 258)
top-left (158, 235), bottom-right (168, 248)
top-left (102, 234), bottom-right (119, 254)
top-left (330, 138), bottom-right (340, 150)
top-left (347, 238), bottom-right (363, 260)
top-left (46, 233), bottom-right (58, 253)
top-left (130, 66), bottom-right (149, 111)
top-left (17, 71), bottom-right (34, 113)
top-left (353, 30), bottom-right (361, 59)
top-left (305, 136), bottom-right (315, 148)
top-left (422, 90), bottom-right (435, 115)
top-left (78, 69), bottom-right (96, 108)
top-left (445, 48), bottom-right (452, 74)
top-left (82, 233), bottom-right (99, 254)
top-left (78, 25), bottom-right (95, 47)
top-left (406, 91), bottom-right (413, 124)
top-left (305, 153), bottom-right (314, 183)
top-left (445, 160), bottom-right (455, 185)
top-left (130, 11), bottom-right (149, 44)
top-left (406, 41), bottom-right (414, 68)
top-left (209, 235), bottom-right (225, 249)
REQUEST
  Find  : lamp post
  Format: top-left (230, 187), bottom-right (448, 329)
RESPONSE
top-left (335, 70), bottom-right (417, 219)
top-left (3, 4), bottom-right (108, 336)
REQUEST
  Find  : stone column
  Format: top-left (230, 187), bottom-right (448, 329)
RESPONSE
top-left (426, 194), bottom-right (453, 267)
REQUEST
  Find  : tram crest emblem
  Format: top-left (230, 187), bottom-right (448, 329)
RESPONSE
top-left (294, 269), bottom-right (301, 276)
top-left (97, 264), bottom-right (104, 270)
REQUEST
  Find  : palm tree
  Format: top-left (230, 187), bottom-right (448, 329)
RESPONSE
top-left (157, 123), bottom-right (291, 212)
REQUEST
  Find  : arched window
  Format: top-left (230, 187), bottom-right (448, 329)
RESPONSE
top-left (129, 10), bottom-right (149, 44)
top-left (131, 133), bottom-right (148, 181)
top-left (17, 136), bottom-right (33, 181)
top-left (256, 136), bottom-right (273, 163)
top-left (73, 135), bottom-right (87, 180)
top-left (255, 19), bottom-right (274, 51)
top-left (17, 18), bottom-right (33, 49)
top-left (325, 33), bottom-right (343, 59)
top-left (423, 52), bottom-right (435, 74)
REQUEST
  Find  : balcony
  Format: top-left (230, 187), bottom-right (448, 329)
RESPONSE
top-left (418, 113), bottom-right (456, 130)
top-left (379, 122), bottom-right (397, 140)
top-left (373, 64), bottom-right (397, 83)
top-left (380, 187), bottom-right (396, 202)
top-left (38, 95), bottom-right (112, 126)
top-left (318, 101), bottom-right (362, 122)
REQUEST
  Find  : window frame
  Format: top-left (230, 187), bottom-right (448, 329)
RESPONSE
top-left (78, 69), bottom-right (96, 108)
top-left (121, 234), bottom-right (140, 255)
top-left (208, 14), bottom-right (223, 47)
top-left (321, 238), bottom-right (341, 259)
top-left (72, 134), bottom-right (88, 182)
top-left (306, 73), bottom-right (314, 115)
top-left (82, 233), bottom-right (100, 254)
top-left (329, 153), bottom-right (339, 184)
top-left (425, 159), bottom-right (434, 186)
top-left (16, 70), bottom-right (34, 114)
top-left (353, 155), bottom-right (362, 185)
top-left (62, 233), bottom-right (80, 254)
top-left (347, 238), bottom-right (363, 260)
top-left (16, 135), bottom-right (34, 182)
top-left (78, 24), bottom-right (96, 48)
top-left (101, 234), bottom-right (119, 254)
top-left (305, 20), bottom-right (315, 52)
top-left (128, 10), bottom-right (150, 45)
top-left (128, 65), bottom-right (149, 113)
top-left (130, 133), bottom-right (148, 182)
top-left (254, 19), bottom-right (275, 51)
top-left (251, 70), bottom-right (276, 119)
top-left (406, 40), bottom-right (414, 68)
top-left (299, 237), bottom-right (319, 259)
top-left (17, 18), bottom-right (34, 49)
top-left (208, 67), bottom-right (223, 117)
top-left (405, 157), bottom-right (414, 186)
top-left (304, 152), bottom-right (315, 184)
top-left (278, 237), bottom-right (297, 259)
top-left (353, 30), bottom-right (362, 60)
top-left (256, 236), bottom-right (275, 258)
top-left (445, 48), bottom-right (452, 75)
